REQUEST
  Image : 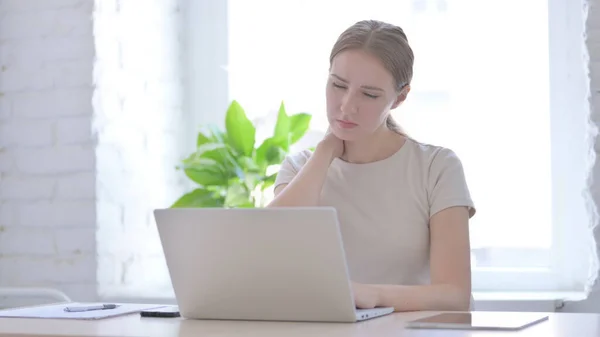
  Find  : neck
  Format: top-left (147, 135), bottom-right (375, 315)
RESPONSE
top-left (342, 127), bottom-right (405, 164)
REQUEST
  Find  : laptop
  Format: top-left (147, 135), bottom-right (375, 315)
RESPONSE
top-left (153, 207), bottom-right (395, 323)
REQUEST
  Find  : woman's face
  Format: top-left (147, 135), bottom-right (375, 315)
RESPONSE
top-left (326, 49), bottom-right (406, 141)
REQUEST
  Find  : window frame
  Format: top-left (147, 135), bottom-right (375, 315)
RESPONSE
top-left (470, 0), bottom-right (593, 294)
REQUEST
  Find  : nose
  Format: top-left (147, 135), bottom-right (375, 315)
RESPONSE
top-left (340, 92), bottom-right (358, 115)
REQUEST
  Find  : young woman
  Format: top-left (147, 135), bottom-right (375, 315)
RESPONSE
top-left (268, 20), bottom-right (476, 312)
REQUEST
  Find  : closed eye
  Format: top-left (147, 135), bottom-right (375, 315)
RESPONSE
top-left (332, 82), bottom-right (347, 90)
top-left (333, 82), bottom-right (379, 99)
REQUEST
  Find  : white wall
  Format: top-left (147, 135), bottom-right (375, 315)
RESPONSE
top-left (1, 0), bottom-right (600, 311)
top-left (92, 0), bottom-right (188, 300)
top-left (559, 0), bottom-right (600, 313)
top-left (0, 0), bottom-right (188, 304)
top-left (0, 0), bottom-right (98, 302)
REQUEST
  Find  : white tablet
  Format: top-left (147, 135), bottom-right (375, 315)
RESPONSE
top-left (405, 312), bottom-right (549, 331)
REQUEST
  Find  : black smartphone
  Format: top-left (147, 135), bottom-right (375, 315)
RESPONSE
top-left (140, 306), bottom-right (180, 318)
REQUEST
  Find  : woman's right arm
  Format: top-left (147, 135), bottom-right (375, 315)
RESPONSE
top-left (267, 140), bottom-right (340, 207)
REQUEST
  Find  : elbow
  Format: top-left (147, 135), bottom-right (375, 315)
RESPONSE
top-left (427, 284), bottom-right (471, 311)
top-left (265, 194), bottom-right (319, 208)
top-left (267, 184), bottom-right (322, 208)
top-left (445, 286), bottom-right (472, 311)
top-left (450, 299), bottom-right (471, 312)
top-left (266, 199), bottom-right (317, 208)
top-left (267, 185), bottom-right (286, 207)
top-left (265, 197), bottom-right (297, 208)
top-left (265, 195), bottom-right (295, 208)
top-left (266, 200), bottom-right (283, 208)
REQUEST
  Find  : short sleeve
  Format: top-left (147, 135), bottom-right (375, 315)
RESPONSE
top-left (273, 150), bottom-right (312, 190)
top-left (427, 148), bottom-right (476, 219)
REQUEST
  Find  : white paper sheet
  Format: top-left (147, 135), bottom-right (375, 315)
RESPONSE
top-left (0, 302), bottom-right (167, 320)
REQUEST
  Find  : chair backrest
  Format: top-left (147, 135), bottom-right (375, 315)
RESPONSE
top-left (0, 287), bottom-right (71, 309)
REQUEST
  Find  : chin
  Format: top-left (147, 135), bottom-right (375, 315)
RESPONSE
top-left (331, 125), bottom-right (363, 141)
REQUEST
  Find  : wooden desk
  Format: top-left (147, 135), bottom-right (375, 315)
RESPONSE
top-left (0, 310), bottom-right (598, 337)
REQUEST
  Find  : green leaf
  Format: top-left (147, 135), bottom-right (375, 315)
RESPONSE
top-left (225, 100), bottom-right (255, 156)
top-left (183, 157), bottom-right (227, 186)
top-left (207, 125), bottom-right (227, 144)
top-left (196, 130), bottom-right (212, 147)
top-left (265, 146), bottom-right (286, 165)
top-left (196, 142), bottom-right (240, 176)
top-left (261, 173), bottom-right (277, 191)
top-left (255, 138), bottom-right (273, 167)
top-left (171, 188), bottom-right (225, 208)
top-left (196, 125), bottom-right (227, 147)
top-left (273, 101), bottom-right (291, 148)
top-left (196, 143), bottom-right (227, 156)
top-left (289, 113), bottom-right (312, 144)
top-left (243, 172), bottom-right (263, 191)
top-left (256, 137), bottom-right (286, 168)
top-left (237, 156), bottom-right (260, 173)
top-left (224, 182), bottom-right (252, 207)
top-left (235, 202), bottom-right (256, 208)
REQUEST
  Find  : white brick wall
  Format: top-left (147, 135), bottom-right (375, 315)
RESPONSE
top-left (586, 0), bottom-right (600, 286)
top-left (590, 0), bottom-right (600, 128)
top-left (92, 0), bottom-right (188, 299)
top-left (0, 0), bottom-right (97, 302)
top-left (0, 0), bottom-right (187, 304)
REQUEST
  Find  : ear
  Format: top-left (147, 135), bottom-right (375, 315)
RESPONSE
top-left (391, 85), bottom-right (411, 109)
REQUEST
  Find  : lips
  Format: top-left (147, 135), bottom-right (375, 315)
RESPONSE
top-left (336, 119), bottom-right (358, 129)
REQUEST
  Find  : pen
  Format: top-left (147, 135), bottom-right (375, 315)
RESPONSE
top-left (64, 304), bottom-right (118, 312)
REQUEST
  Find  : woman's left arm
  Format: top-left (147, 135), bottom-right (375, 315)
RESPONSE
top-left (353, 205), bottom-right (472, 312)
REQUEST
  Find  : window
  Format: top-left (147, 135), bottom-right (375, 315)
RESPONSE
top-left (185, 0), bottom-right (596, 296)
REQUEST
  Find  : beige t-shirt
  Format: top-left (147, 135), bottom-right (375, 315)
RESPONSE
top-left (273, 138), bottom-right (476, 287)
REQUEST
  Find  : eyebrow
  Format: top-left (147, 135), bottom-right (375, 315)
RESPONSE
top-left (330, 74), bottom-right (385, 92)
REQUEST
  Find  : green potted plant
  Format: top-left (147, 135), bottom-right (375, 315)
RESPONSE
top-left (171, 100), bottom-right (312, 208)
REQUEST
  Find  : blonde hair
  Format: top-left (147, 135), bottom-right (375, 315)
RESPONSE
top-left (329, 20), bottom-right (414, 136)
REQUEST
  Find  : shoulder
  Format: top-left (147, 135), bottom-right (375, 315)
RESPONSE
top-left (407, 139), bottom-right (475, 217)
top-left (280, 149), bottom-right (314, 172)
top-left (273, 149), bottom-right (314, 189)
top-left (405, 138), bottom-right (469, 192)
top-left (404, 138), bottom-right (464, 171)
